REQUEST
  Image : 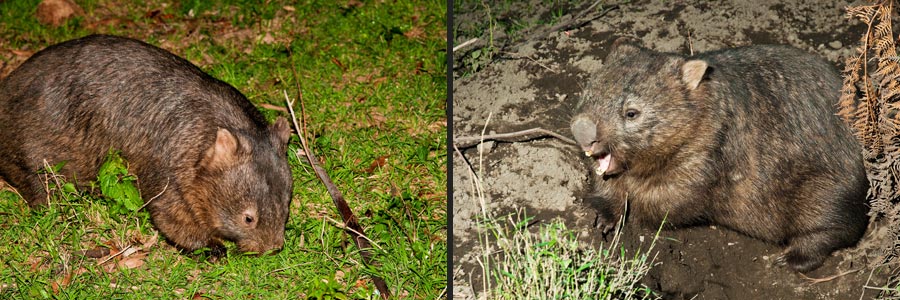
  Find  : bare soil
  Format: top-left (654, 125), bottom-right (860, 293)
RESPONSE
top-left (452, 1), bottom-right (894, 299)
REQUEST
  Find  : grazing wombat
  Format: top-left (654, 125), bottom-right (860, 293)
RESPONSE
top-left (570, 39), bottom-right (869, 273)
top-left (0, 35), bottom-right (293, 255)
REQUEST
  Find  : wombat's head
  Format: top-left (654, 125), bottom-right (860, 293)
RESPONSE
top-left (571, 39), bottom-right (712, 177)
top-left (186, 117), bottom-right (294, 254)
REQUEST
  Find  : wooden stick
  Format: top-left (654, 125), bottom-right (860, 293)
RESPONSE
top-left (284, 60), bottom-right (392, 299)
top-left (453, 127), bottom-right (577, 149)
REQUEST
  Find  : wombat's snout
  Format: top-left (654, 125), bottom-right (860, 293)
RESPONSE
top-left (239, 237), bottom-right (285, 255)
top-left (571, 116), bottom-right (597, 153)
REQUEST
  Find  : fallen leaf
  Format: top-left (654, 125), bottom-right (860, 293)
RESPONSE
top-left (10, 50), bottom-right (34, 58)
top-left (141, 232), bottom-right (159, 249)
top-left (347, 0), bottom-right (363, 8)
top-left (35, 0), bottom-right (84, 27)
top-left (261, 32), bottom-right (276, 44)
top-left (368, 111), bottom-right (386, 127)
top-left (404, 26), bottom-right (426, 40)
top-left (414, 61), bottom-right (424, 74)
top-left (79, 246), bottom-right (111, 258)
top-left (334, 270), bottom-right (345, 284)
top-left (118, 257), bottom-right (144, 269)
top-left (331, 58), bottom-right (346, 71)
top-left (355, 279), bottom-right (368, 288)
top-left (121, 246), bottom-right (139, 257)
top-left (283, 5), bottom-right (296, 12)
top-left (186, 269), bottom-right (202, 282)
top-left (364, 155), bottom-right (389, 173)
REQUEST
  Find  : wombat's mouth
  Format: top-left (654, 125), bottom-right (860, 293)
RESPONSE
top-left (586, 151), bottom-right (622, 176)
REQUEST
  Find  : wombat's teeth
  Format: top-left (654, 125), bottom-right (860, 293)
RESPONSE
top-left (584, 151), bottom-right (593, 157)
top-left (596, 154), bottom-right (611, 176)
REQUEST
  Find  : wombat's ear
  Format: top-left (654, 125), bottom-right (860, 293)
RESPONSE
top-left (607, 37), bottom-right (642, 61)
top-left (681, 60), bottom-right (709, 90)
top-left (271, 117), bottom-right (291, 146)
top-left (201, 128), bottom-right (245, 170)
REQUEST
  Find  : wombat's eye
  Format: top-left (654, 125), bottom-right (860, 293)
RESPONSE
top-left (245, 215), bottom-right (255, 224)
top-left (624, 109), bottom-right (640, 119)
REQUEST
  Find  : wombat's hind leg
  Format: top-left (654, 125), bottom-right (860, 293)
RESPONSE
top-left (13, 174), bottom-right (49, 207)
top-left (777, 229), bottom-right (852, 273)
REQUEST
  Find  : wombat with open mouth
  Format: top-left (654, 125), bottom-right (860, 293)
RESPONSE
top-left (571, 39), bottom-right (869, 273)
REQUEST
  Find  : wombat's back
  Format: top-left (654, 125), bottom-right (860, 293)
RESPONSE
top-left (0, 35), bottom-right (271, 184)
top-left (698, 45), bottom-right (867, 229)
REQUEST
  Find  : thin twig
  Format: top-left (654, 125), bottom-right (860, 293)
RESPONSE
top-left (137, 178), bottom-right (169, 212)
top-left (97, 245), bottom-right (132, 265)
top-left (453, 127), bottom-right (577, 149)
top-left (800, 268), bottom-right (859, 284)
top-left (453, 38), bottom-right (479, 53)
top-left (499, 51), bottom-right (558, 73)
top-left (523, 3), bottom-right (619, 42)
top-left (322, 215), bottom-right (385, 252)
top-left (283, 59), bottom-right (391, 298)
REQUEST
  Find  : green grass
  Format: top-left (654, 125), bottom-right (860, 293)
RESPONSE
top-left (457, 118), bottom-right (659, 299)
top-left (0, 0), bottom-right (446, 298)
top-left (479, 213), bottom-right (660, 300)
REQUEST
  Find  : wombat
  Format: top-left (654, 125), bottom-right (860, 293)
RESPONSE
top-left (0, 34), bottom-right (293, 255)
top-left (570, 39), bottom-right (869, 273)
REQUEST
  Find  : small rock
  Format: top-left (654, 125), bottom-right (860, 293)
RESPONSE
top-left (828, 41), bottom-right (843, 49)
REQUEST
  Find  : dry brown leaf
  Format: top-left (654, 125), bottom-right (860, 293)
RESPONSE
top-left (347, 0), bottom-right (364, 8)
top-left (369, 111), bottom-right (386, 127)
top-left (283, 6), bottom-right (296, 12)
top-left (10, 49), bottom-right (33, 58)
top-left (102, 263), bottom-right (116, 273)
top-left (80, 246), bottom-right (110, 258)
top-left (261, 32), bottom-right (276, 44)
top-left (35, 0), bottom-right (84, 27)
top-left (141, 232), bottom-right (159, 249)
top-left (186, 269), bottom-right (202, 282)
top-left (404, 26), bottom-right (426, 40)
top-left (364, 155), bottom-right (389, 173)
top-left (117, 256), bottom-right (145, 269)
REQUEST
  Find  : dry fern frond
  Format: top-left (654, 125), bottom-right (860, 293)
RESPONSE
top-left (840, 0), bottom-right (900, 296)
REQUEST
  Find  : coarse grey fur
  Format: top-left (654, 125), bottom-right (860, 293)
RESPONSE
top-left (571, 39), bottom-right (869, 273)
top-left (0, 34), bottom-right (293, 255)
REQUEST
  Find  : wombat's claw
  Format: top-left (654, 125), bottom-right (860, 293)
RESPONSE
top-left (773, 250), bottom-right (825, 273)
top-left (202, 245), bottom-right (227, 263)
top-left (773, 254), bottom-right (788, 267)
top-left (593, 215), bottom-right (616, 238)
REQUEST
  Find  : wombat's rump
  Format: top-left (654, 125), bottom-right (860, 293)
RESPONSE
top-left (0, 35), bottom-right (293, 254)
top-left (571, 40), bottom-right (869, 273)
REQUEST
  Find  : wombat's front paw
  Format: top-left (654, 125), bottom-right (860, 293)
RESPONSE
top-left (594, 212), bottom-right (620, 237)
top-left (774, 250), bottom-right (825, 273)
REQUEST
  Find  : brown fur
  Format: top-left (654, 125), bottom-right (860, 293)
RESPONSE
top-left (571, 39), bottom-right (869, 273)
top-left (0, 35), bottom-right (293, 255)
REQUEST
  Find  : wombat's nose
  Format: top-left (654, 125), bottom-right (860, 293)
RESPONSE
top-left (571, 116), bottom-right (597, 149)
